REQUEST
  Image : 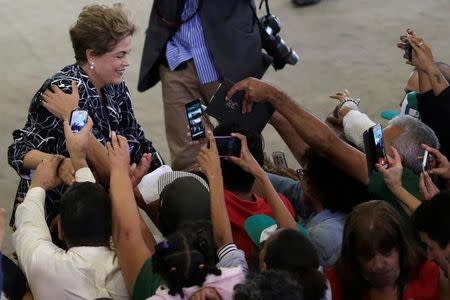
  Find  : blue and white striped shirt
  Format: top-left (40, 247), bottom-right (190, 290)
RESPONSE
top-left (165, 0), bottom-right (220, 84)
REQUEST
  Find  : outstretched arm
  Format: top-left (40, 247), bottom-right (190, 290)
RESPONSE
top-left (108, 132), bottom-right (153, 293)
top-left (228, 133), bottom-right (297, 231)
top-left (227, 78), bottom-right (369, 184)
top-left (197, 131), bottom-right (232, 248)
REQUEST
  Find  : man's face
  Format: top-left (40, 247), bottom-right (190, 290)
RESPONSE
top-left (420, 232), bottom-right (450, 277)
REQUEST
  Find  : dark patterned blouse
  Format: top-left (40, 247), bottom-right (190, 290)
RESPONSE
top-left (8, 64), bottom-right (163, 225)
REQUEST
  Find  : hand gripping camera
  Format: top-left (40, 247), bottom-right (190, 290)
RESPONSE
top-left (259, 0), bottom-right (299, 70)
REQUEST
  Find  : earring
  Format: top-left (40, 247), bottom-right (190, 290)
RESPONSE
top-left (89, 61), bottom-right (94, 70)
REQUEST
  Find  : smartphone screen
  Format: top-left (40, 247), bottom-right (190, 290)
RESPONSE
top-left (363, 124), bottom-right (387, 175)
top-left (372, 124), bottom-right (387, 167)
top-left (214, 136), bottom-right (241, 157)
top-left (272, 151), bottom-right (288, 169)
top-left (70, 110), bottom-right (88, 133)
top-left (186, 99), bottom-right (205, 140)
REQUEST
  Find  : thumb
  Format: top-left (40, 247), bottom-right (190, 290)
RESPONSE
top-left (71, 80), bottom-right (79, 98)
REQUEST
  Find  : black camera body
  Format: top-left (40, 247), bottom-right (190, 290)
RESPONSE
top-left (260, 14), bottom-right (299, 70)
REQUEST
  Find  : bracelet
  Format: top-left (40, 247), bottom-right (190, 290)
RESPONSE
top-left (338, 98), bottom-right (361, 110)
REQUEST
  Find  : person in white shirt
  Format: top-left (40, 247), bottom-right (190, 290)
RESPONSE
top-left (12, 118), bottom-right (129, 300)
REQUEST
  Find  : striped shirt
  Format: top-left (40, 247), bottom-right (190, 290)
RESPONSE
top-left (165, 0), bottom-right (220, 84)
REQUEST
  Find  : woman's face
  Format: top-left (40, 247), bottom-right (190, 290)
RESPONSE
top-left (90, 35), bottom-right (132, 87)
top-left (358, 248), bottom-right (401, 288)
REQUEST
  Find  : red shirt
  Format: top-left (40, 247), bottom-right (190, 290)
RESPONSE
top-left (224, 190), bottom-right (295, 261)
top-left (325, 260), bottom-right (440, 300)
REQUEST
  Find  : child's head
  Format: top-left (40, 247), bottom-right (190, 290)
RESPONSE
top-left (152, 222), bottom-right (221, 297)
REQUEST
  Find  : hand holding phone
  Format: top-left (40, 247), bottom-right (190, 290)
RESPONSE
top-left (186, 98), bottom-right (206, 140)
top-left (213, 136), bottom-right (241, 157)
top-left (69, 110), bottom-right (88, 133)
top-left (363, 124), bottom-right (388, 175)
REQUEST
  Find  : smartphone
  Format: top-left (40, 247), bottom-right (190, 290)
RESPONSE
top-left (363, 124), bottom-right (388, 175)
top-left (272, 151), bottom-right (288, 169)
top-left (214, 136), bottom-right (241, 157)
top-left (405, 42), bottom-right (413, 62)
top-left (186, 98), bottom-right (205, 140)
top-left (422, 150), bottom-right (429, 172)
top-left (69, 110), bottom-right (88, 133)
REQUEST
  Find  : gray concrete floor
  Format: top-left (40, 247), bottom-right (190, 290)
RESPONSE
top-left (1, 0), bottom-right (450, 256)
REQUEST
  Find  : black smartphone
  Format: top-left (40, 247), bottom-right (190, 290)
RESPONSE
top-left (69, 110), bottom-right (88, 133)
top-left (405, 42), bottom-right (412, 62)
top-left (186, 98), bottom-right (205, 140)
top-left (363, 124), bottom-right (388, 175)
top-left (214, 136), bottom-right (241, 157)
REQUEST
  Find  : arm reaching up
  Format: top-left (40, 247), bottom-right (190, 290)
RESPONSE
top-left (108, 132), bottom-right (154, 293)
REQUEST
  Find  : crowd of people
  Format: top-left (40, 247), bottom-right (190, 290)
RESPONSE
top-left (1, 1), bottom-right (450, 300)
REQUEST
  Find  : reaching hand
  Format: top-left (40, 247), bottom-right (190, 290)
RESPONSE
top-left (63, 117), bottom-right (94, 163)
top-left (421, 144), bottom-right (450, 180)
top-left (227, 133), bottom-right (264, 178)
top-left (419, 171), bottom-right (440, 201)
top-left (376, 146), bottom-right (403, 191)
top-left (107, 131), bottom-right (130, 173)
top-left (57, 158), bottom-right (75, 185)
top-left (31, 155), bottom-right (65, 191)
top-left (41, 81), bottom-right (80, 121)
top-left (198, 131), bottom-right (222, 181)
top-left (130, 153), bottom-right (152, 187)
top-left (226, 77), bottom-right (278, 114)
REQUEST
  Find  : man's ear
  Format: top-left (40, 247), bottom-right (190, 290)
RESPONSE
top-left (57, 216), bottom-right (64, 241)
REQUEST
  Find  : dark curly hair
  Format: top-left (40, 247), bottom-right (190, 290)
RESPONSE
top-left (264, 229), bottom-right (327, 300)
top-left (152, 222), bottom-right (221, 297)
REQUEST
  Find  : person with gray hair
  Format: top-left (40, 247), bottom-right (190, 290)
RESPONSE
top-left (389, 115), bottom-right (439, 174)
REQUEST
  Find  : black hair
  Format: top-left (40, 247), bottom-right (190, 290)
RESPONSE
top-left (59, 182), bottom-right (111, 247)
top-left (213, 123), bottom-right (264, 193)
top-left (302, 148), bottom-right (369, 212)
top-left (152, 222), bottom-right (221, 297)
top-left (413, 190), bottom-right (450, 249)
top-left (264, 229), bottom-right (327, 300)
top-left (234, 270), bottom-right (304, 300)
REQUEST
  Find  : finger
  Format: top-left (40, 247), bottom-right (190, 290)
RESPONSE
top-left (71, 81), bottom-right (79, 97)
top-left (375, 163), bottom-right (388, 176)
top-left (111, 131), bottom-right (119, 148)
top-left (421, 144), bottom-right (445, 161)
top-left (230, 132), bottom-right (248, 155)
top-left (118, 135), bottom-right (129, 149)
top-left (205, 131), bottom-right (218, 153)
top-left (390, 147), bottom-right (402, 165)
top-left (245, 95), bottom-right (253, 113)
top-left (226, 79), bottom-right (248, 101)
top-left (397, 42), bottom-right (407, 50)
top-left (106, 141), bottom-right (113, 152)
top-left (227, 155), bottom-right (242, 167)
top-left (42, 89), bottom-right (54, 98)
top-left (63, 119), bottom-right (73, 138)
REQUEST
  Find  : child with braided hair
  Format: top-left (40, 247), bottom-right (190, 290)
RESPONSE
top-left (108, 131), bottom-right (247, 299)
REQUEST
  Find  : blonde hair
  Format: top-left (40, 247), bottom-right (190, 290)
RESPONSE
top-left (69, 3), bottom-right (135, 63)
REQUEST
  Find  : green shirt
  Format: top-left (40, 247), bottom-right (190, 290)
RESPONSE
top-left (368, 168), bottom-right (420, 219)
top-left (132, 258), bottom-right (165, 300)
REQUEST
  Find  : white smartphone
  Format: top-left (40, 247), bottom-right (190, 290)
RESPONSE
top-left (272, 151), bottom-right (288, 169)
top-left (422, 150), bottom-right (429, 172)
top-left (69, 110), bottom-right (88, 133)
